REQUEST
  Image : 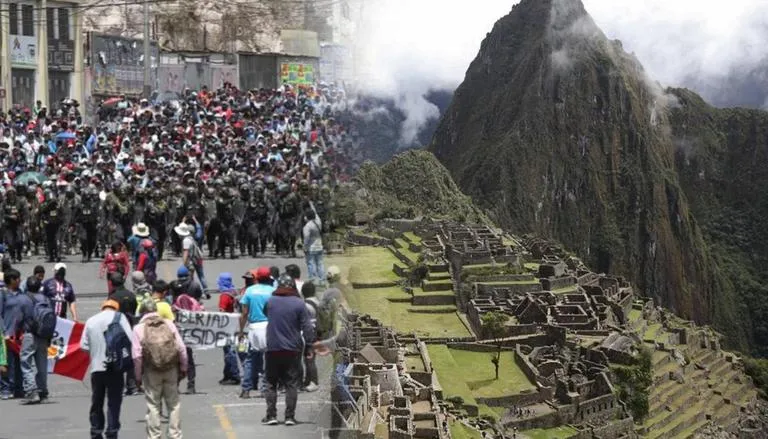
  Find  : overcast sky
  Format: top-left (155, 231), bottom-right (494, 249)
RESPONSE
top-left (356, 0), bottom-right (768, 143)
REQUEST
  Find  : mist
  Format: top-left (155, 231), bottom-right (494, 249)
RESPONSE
top-left (355, 0), bottom-right (768, 145)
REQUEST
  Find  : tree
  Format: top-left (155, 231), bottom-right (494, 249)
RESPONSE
top-left (482, 311), bottom-right (508, 380)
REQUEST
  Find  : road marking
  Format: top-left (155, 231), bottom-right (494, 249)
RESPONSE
top-left (214, 405), bottom-right (237, 439)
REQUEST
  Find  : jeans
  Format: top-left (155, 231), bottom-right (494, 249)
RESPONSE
top-left (0, 347), bottom-right (23, 397)
top-left (90, 370), bottom-right (124, 439)
top-left (193, 262), bottom-right (208, 290)
top-left (144, 367), bottom-right (182, 439)
top-left (184, 347), bottom-right (196, 392)
top-left (222, 345), bottom-right (240, 380)
top-left (264, 351), bottom-right (301, 419)
top-left (305, 250), bottom-right (325, 284)
top-left (303, 345), bottom-right (318, 387)
top-left (240, 349), bottom-right (264, 392)
top-left (20, 333), bottom-right (48, 397)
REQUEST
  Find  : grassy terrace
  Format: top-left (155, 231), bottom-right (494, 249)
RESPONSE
top-left (343, 287), bottom-right (470, 338)
top-left (332, 246), bottom-right (402, 284)
top-left (551, 285), bottom-right (578, 294)
top-left (403, 231), bottom-right (423, 244)
top-left (428, 345), bottom-right (536, 404)
top-left (394, 238), bottom-right (421, 262)
top-left (628, 308), bottom-right (643, 322)
top-left (521, 426), bottom-right (578, 439)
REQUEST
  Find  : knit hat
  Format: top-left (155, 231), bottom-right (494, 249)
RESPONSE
top-left (177, 265), bottom-right (190, 278)
top-left (278, 273), bottom-right (296, 290)
top-left (217, 272), bottom-right (235, 291)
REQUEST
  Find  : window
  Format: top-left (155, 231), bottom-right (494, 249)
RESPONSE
top-left (47, 8), bottom-right (55, 39)
top-left (58, 8), bottom-right (69, 40)
top-left (9, 3), bottom-right (18, 35)
top-left (21, 4), bottom-right (33, 36)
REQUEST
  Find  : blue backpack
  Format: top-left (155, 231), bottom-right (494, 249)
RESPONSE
top-left (104, 312), bottom-right (132, 372)
top-left (29, 294), bottom-right (56, 340)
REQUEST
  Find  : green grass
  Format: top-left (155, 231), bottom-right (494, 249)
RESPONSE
top-left (643, 323), bottom-right (662, 341)
top-left (478, 280), bottom-right (541, 286)
top-left (343, 287), bottom-right (470, 338)
top-left (405, 355), bottom-right (426, 372)
top-left (524, 262), bottom-right (540, 271)
top-left (403, 231), bottom-right (423, 244)
top-left (551, 285), bottom-right (578, 294)
top-left (331, 247), bottom-right (403, 284)
top-left (520, 426), bottom-right (578, 439)
top-left (628, 308), bottom-right (643, 322)
top-left (428, 345), bottom-right (536, 402)
top-left (449, 420), bottom-right (482, 439)
top-left (393, 239), bottom-right (421, 264)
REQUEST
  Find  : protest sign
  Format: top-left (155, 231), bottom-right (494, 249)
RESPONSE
top-left (177, 311), bottom-right (241, 350)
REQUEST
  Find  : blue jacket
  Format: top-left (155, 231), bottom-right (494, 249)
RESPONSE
top-left (264, 288), bottom-right (314, 353)
top-left (17, 292), bottom-right (50, 334)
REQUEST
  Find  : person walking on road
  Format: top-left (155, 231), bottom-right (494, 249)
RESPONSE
top-left (131, 299), bottom-right (188, 439)
top-left (302, 207), bottom-right (325, 286)
top-left (0, 269), bottom-right (24, 399)
top-left (82, 299), bottom-right (133, 439)
top-left (176, 222), bottom-right (207, 290)
top-left (237, 266), bottom-right (274, 398)
top-left (217, 272), bottom-right (241, 385)
top-left (17, 275), bottom-right (54, 405)
top-left (261, 274), bottom-right (315, 426)
top-left (108, 272), bottom-right (139, 396)
top-left (42, 263), bottom-right (78, 321)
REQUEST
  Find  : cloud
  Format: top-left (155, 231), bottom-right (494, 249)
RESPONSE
top-left (355, 0), bottom-right (768, 144)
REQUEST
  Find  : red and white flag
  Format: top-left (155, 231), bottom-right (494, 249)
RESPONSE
top-left (8, 317), bottom-right (89, 381)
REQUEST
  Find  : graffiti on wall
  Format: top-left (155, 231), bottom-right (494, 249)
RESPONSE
top-left (280, 63), bottom-right (314, 85)
top-left (90, 33), bottom-right (158, 96)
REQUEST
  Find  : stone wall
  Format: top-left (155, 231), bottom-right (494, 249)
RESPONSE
top-left (541, 276), bottom-right (577, 291)
top-left (575, 393), bottom-right (618, 424)
top-left (381, 219), bottom-right (418, 232)
top-left (515, 345), bottom-right (541, 385)
top-left (412, 295), bottom-right (456, 306)
top-left (476, 282), bottom-right (542, 296)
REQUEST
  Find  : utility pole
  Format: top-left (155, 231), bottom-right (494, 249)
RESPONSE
top-left (0, 0), bottom-right (12, 111)
top-left (142, 0), bottom-right (151, 98)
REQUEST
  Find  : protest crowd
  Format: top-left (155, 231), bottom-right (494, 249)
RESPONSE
top-left (0, 82), bottom-right (352, 438)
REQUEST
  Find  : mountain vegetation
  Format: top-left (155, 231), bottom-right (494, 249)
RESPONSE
top-left (429, 0), bottom-right (768, 354)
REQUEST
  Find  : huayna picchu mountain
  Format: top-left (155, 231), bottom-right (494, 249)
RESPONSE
top-left (430, 0), bottom-right (768, 353)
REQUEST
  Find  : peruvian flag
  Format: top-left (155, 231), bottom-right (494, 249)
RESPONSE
top-left (8, 318), bottom-right (90, 381)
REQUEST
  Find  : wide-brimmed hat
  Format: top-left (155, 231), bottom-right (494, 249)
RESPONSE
top-left (132, 222), bottom-right (150, 237)
top-left (174, 223), bottom-right (192, 237)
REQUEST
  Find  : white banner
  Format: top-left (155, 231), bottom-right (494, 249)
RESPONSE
top-left (176, 311), bottom-right (240, 350)
top-left (11, 35), bottom-right (36, 67)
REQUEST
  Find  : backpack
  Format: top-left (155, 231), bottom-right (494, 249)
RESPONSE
top-left (106, 253), bottom-right (125, 275)
top-left (306, 296), bottom-right (337, 340)
top-left (29, 294), bottom-right (57, 340)
top-left (141, 315), bottom-right (180, 371)
top-left (104, 312), bottom-right (132, 372)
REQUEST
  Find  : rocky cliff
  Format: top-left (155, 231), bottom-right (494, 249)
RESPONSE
top-left (430, 0), bottom-right (754, 349)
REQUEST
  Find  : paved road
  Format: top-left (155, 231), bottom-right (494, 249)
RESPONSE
top-left (1, 254), bottom-right (336, 439)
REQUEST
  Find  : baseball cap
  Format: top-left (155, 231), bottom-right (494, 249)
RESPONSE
top-left (256, 266), bottom-right (271, 281)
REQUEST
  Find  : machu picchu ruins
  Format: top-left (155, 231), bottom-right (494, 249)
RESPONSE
top-left (325, 219), bottom-right (765, 439)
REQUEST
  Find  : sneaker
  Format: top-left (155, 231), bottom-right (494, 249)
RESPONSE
top-left (304, 382), bottom-right (319, 392)
top-left (284, 417), bottom-right (297, 426)
top-left (239, 390), bottom-right (250, 399)
top-left (261, 416), bottom-right (279, 425)
top-left (21, 392), bottom-right (41, 405)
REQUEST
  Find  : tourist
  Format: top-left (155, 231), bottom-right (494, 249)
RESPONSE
top-left (17, 275), bottom-right (53, 405)
top-left (127, 223), bottom-right (151, 266)
top-left (131, 299), bottom-right (187, 439)
top-left (217, 272), bottom-right (241, 386)
top-left (238, 266), bottom-right (274, 398)
top-left (82, 299), bottom-right (133, 439)
top-left (302, 207), bottom-right (325, 285)
top-left (261, 274), bottom-right (315, 426)
top-left (42, 263), bottom-right (78, 321)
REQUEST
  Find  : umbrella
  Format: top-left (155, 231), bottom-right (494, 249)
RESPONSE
top-left (55, 132), bottom-right (76, 140)
top-left (102, 97), bottom-right (122, 108)
top-left (15, 171), bottom-right (47, 185)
